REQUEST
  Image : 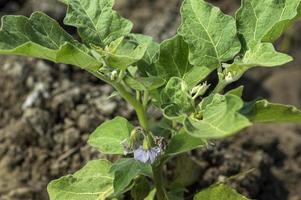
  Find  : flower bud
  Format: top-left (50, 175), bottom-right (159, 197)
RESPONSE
top-left (110, 70), bottom-right (118, 81)
top-left (191, 82), bottom-right (210, 99)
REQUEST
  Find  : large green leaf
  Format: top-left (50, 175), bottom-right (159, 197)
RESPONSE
top-left (194, 184), bottom-right (248, 200)
top-left (236, 0), bottom-right (301, 48)
top-left (110, 158), bottom-right (152, 195)
top-left (264, 2), bottom-right (301, 42)
top-left (165, 132), bottom-right (206, 156)
top-left (229, 0), bottom-right (300, 77)
top-left (178, 0), bottom-right (241, 70)
top-left (225, 43), bottom-right (292, 75)
top-left (184, 94), bottom-right (251, 139)
top-left (241, 100), bottom-right (301, 123)
top-left (88, 117), bottom-right (134, 155)
top-left (154, 35), bottom-right (207, 87)
top-left (0, 12), bottom-right (101, 71)
top-left (61, 0), bottom-right (132, 46)
top-left (48, 160), bottom-right (114, 200)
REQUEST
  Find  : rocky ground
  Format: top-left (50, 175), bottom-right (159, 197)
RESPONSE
top-left (0, 0), bottom-right (300, 200)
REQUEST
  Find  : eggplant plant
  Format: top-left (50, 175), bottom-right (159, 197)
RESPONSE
top-left (0, 0), bottom-right (301, 199)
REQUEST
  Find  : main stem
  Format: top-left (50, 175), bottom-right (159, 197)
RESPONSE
top-left (113, 83), bottom-right (149, 130)
top-left (92, 69), bottom-right (167, 199)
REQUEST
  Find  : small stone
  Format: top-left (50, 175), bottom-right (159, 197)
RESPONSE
top-left (78, 114), bottom-right (91, 132)
top-left (64, 127), bottom-right (80, 147)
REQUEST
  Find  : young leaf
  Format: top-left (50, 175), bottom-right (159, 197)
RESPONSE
top-left (96, 36), bottom-right (148, 70)
top-left (47, 160), bottom-right (114, 200)
top-left (165, 132), bottom-right (206, 156)
top-left (194, 184), bottom-right (248, 200)
top-left (178, 0), bottom-right (241, 70)
top-left (236, 0), bottom-right (301, 48)
top-left (88, 117), bottom-right (134, 155)
top-left (0, 12), bottom-right (101, 71)
top-left (224, 43), bottom-right (292, 75)
top-left (110, 158), bottom-right (152, 195)
top-left (161, 77), bottom-right (194, 120)
top-left (130, 33), bottom-right (160, 66)
top-left (241, 99), bottom-right (301, 123)
top-left (61, 0), bottom-right (132, 46)
top-left (184, 94), bottom-right (251, 139)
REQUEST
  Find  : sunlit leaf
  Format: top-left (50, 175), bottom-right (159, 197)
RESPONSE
top-left (178, 0), bottom-right (241, 70)
top-left (61, 0), bottom-right (132, 46)
top-left (0, 12), bottom-right (101, 71)
top-left (241, 99), bottom-right (301, 123)
top-left (236, 0), bottom-right (301, 48)
top-left (225, 43), bottom-right (292, 75)
top-left (88, 117), bottom-right (134, 154)
top-left (184, 94), bottom-right (251, 139)
top-left (194, 184), bottom-right (249, 200)
top-left (48, 160), bottom-right (114, 200)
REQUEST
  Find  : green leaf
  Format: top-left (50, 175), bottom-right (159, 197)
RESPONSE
top-left (47, 160), bottom-right (114, 200)
top-left (225, 43), bottom-right (292, 75)
top-left (178, 0), bottom-right (241, 70)
top-left (226, 86), bottom-right (244, 97)
top-left (124, 76), bottom-right (165, 91)
top-left (161, 77), bottom-right (194, 120)
top-left (0, 12), bottom-right (101, 71)
top-left (184, 94), bottom-right (251, 139)
top-left (131, 177), bottom-right (152, 200)
top-left (241, 99), bottom-right (301, 123)
top-left (183, 66), bottom-right (212, 89)
top-left (61, 0), bottom-right (132, 46)
top-left (194, 184), bottom-right (249, 200)
top-left (236, 0), bottom-right (301, 48)
top-left (154, 35), bottom-right (206, 87)
top-left (263, 2), bottom-right (301, 42)
top-left (96, 36), bottom-right (148, 70)
top-left (110, 158), bottom-right (152, 195)
top-left (130, 33), bottom-right (160, 66)
top-left (165, 132), bottom-right (206, 156)
top-left (169, 155), bottom-right (202, 188)
top-left (144, 189), bottom-right (156, 200)
top-left (88, 117), bottom-right (134, 155)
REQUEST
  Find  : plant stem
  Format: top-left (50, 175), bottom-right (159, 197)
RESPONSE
top-left (113, 83), bottom-right (149, 130)
top-left (91, 69), bottom-right (149, 131)
top-left (152, 163), bottom-right (169, 200)
top-left (212, 80), bottom-right (227, 94)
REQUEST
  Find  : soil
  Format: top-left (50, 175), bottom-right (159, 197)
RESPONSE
top-left (0, 0), bottom-right (301, 200)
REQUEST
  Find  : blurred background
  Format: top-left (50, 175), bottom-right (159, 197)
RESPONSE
top-left (0, 0), bottom-right (300, 199)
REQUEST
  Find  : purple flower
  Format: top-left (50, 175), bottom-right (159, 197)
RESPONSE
top-left (134, 146), bottom-right (161, 164)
